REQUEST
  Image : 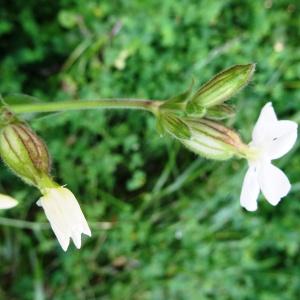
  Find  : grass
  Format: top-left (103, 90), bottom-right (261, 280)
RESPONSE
top-left (0, 0), bottom-right (300, 299)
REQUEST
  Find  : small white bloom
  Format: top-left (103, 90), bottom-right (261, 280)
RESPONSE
top-left (240, 102), bottom-right (298, 211)
top-left (37, 187), bottom-right (91, 251)
top-left (0, 194), bottom-right (18, 209)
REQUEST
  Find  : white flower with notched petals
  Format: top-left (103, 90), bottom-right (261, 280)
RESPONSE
top-left (0, 194), bottom-right (18, 209)
top-left (240, 102), bottom-right (298, 211)
top-left (37, 187), bottom-right (91, 251)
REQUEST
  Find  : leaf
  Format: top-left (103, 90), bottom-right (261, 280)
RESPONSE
top-left (3, 94), bottom-right (42, 106)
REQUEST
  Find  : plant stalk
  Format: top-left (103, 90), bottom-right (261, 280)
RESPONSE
top-left (8, 99), bottom-right (162, 115)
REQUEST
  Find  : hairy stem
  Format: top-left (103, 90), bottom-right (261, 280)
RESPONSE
top-left (8, 99), bottom-right (162, 115)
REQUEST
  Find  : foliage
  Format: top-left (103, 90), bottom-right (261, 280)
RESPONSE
top-left (1, 0), bottom-right (300, 299)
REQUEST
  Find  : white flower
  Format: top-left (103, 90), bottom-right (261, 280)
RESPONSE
top-left (0, 194), bottom-right (18, 209)
top-left (37, 187), bottom-right (91, 251)
top-left (240, 102), bottom-right (298, 211)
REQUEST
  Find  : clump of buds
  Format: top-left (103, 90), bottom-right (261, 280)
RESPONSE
top-left (159, 64), bottom-right (255, 120)
top-left (156, 64), bottom-right (255, 160)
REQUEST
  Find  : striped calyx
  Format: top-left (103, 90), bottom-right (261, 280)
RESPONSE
top-left (159, 111), bottom-right (248, 160)
top-left (0, 122), bottom-right (51, 187)
top-left (181, 118), bottom-right (247, 160)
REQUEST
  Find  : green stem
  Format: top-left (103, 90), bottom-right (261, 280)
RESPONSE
top-left (9, 99), bottom-right (162, 115)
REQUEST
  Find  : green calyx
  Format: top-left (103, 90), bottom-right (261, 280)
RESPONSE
top-left (0, 106), bottom-right (61, 193)
top-left (0, 107), bottom-right (21, 128)
top-left (182, 118), bottom-right (246, 160)
top-left (205, 104), bottom-right (236, 120)
top-left (38, 175), bottom-right (60, 194)
top-left (0, 121), bottom-right (51, 188)
top-left (156, 109), bottom-right (247, 160)
top-left (189, 64), bottom-right (255, 108)
top-left (157, 112), bottom-right (191, 140)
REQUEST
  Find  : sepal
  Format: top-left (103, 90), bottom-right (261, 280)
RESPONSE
top-left (205, 104), bottom-right (235, 120)
top-left (185, 101), bottom-right (207, 117)
top-left (159, 80), bottom-right (194, 111)
top-left (158, 113), bottom-right (191, 139)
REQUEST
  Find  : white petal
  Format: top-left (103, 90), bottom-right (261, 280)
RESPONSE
top-left (72, 231), bottom-right (82, 249)
top-left (240, 167), bottom-right (260, 211)
top-left (57, 188), bottom-right (92, 237)
top-left (258, 162), bottom-right (291, 206)
top-left (39, 194), bottom-right (71, 251)
top-left (252, 102), bottom-right (278, 144)
top-left (38, 187), bottom-right (91, 251)
top-left (82, 222), bottom-right (92, 237)
top-left (0, 194), bottom-right (18, 209)
top-left (266, 120), bottom-right (298, 160)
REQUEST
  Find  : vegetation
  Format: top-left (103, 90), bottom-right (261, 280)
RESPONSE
top-left (0, 0), bottom-right (299, 299)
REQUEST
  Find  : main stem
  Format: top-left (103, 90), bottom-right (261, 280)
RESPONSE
top-left (9, 99), bottom-right (162, 115)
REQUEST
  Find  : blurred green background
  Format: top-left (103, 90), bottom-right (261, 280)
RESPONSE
top-left (0, 0), bottom-right (300, 299)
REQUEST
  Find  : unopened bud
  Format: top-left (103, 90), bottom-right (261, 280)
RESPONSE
top-left (0, 193), bottom-right (18, 209)
top-left (180, 118), bottom-right (246, 160)
top-left (0, 123), bottom-right (51, 187)
top-left (188, 64), bottom-right (255, 108)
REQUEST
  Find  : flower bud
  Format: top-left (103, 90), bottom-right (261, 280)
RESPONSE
top-left (188, 64), bottom-right (255, 109)
top-left (0, 123), bottom-right (51, 187)
top-left (180, 118), bottom-right (246, 160)
top-left (0, 194), bottom-right (18, 209)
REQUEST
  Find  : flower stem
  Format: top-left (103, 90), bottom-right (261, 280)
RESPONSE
top-left (9, 99), bottom-right (162, 115)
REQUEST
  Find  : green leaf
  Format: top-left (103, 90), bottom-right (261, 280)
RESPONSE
top-left (3, 94), bottom-right (42, 106)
